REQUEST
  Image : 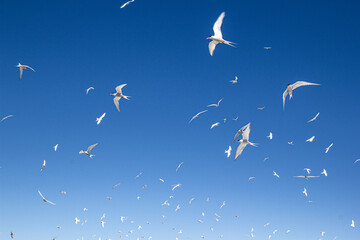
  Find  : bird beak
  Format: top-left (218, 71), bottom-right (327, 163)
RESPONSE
top-left (206, 37), bottom-right (210, 39)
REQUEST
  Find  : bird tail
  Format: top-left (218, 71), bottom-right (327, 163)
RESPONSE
top-left (248, 142), bottom-right (258, 147)
top-left (123, 95), bottom-right (130, 100)
top-left (225, 41), bottom-right (237, 48)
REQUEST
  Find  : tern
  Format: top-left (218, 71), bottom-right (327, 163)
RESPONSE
top-left (230, 76), bottom-right (238, 84)
top-left (304, 168), bottom-right (311, 174)
top-left (211, 122), bottom-right (220, 129)
top-left (189, 110), bottom-right (208, 123)
top-left (234, 123), bottom-right (257, 160)
top-left (288, 141), bottom-right (294, 145)
top-left (257, 107), bottom-right (265, 110)
top-left (172, 184), bottom-right (181, 191)
top-left (232, 123), bottom-right (249, 143)
top-left (273, 171), bottom-right (280, 178)
top-left (110, 84), bottom-right (130, 112)
top-left (225, 146), bottom-right (231, 157)
top-left (207, 98), bottom-right (223, 107)
top-left (189, 198), bottom-right (195, 204)
top-left (207, 12), bottom-right (236, 56)
top-left (79, 143), bottom-right (99, 158)
top-left (159, 178), bottom-right (165, 182)
top-left (120, 0), bottom-right (134, 8)
top-left (176, 162), bottom-right (184, 172)
top-left (1, 115), bottom-right (13, 122)
top-left (136, 172), bottom-right (143, 178)
top-left (112, 183), bottom-right (121, 189)
top-left (59, 190), bottom-right (66, 195)
top-left (321, 169), bottom-right (328, 176)
top-left (303, 188), bottom-right (308, 197)
top-left (354, 159), bottom-right (360, 164)
top-left (264, 47), bottom-right (272, 50)
top-left (54, 144), bottom-right (58, 151)
top-left (306, 136), bottom-right (315, 142)
top-left (307, 112), bottom-right (320, 123)
top-left (293, 175), bottom-right (319, 180)
top-left (248, 177), bottom-right (255, 181)
top-left (86, 87), bottom-right (94, 94)
top-left (325, 143), bottom-right (333, 153)
top-left (16, 63), bottom-right (35, 79)
top-left (282, 81), bottom-right (320, 110)
top-left (267, 132), bottom-right (273, 140)
top-left (220, 201), bottom-right (226, 209)
top-left (96, 113), bottom-right (106, 125)
top-left (38, 190), bottom-right (56, 205)
top-left (351, 220), bottom-right (355, 228)
top-left (40, 160), bottom-right (46, 171)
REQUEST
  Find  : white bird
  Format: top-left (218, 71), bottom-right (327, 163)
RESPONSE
top-left (321, 169), bottom-right (328, 176)
top-left (351, 220), bottom-right (355, 228)
top-left (79, 143), bottom-right (99, 158)
top-left (40, 160), bottom-right (46, 171)
top-left (101, 221), bottom-right (105, 228)
top-left (273, 171), bottom-right (280, 178)
top-left (232, 124), bottom-right (249, 143)
top-left (210, 122), bottom-right (220, 129)
top-left (135, 172), bottom-right (143, 178)
top-left (303, 188), bottom-right (308, 197)
top-left (248, 177), bottom-right (255, 181)
top-left (175, 204), bottom-right (180, 211)
top-left (110, 84), bottom-right (130, 112)
top-left (159, 178), bottom-right (165, 182)
top-left (263, 157), bottom-right (270, 162)
top-left (112, 182), bottom-right (121, 189)
top-left (306, 136), bottom-right (315, 142)
top-left (207, 98), bottom-right (223, 107)
top-left (189, 110), bottom-right (208, 123)
top-left (321, 232), bottom-right (325, 237)
top-left (288, 141), bottom-right (294, 145)
top-left (54, 144), bottom-right (58, 151)
top-left (267, 132), bottom-right (273, 140)
top-left (189, 198), bottom-right (195, 204)
top-left (325, 143), bottom-right (333, 153)
top-left (176, 162), bottom-right (184, 172)
top-left (1, 115), bottom-right (13, 122)
top-left (264, 223), bottom-right (270, 227)
top-left (100, 213), bottom-right (106, 220)
top-left (220, 201), bottom-right (226, 209)
top-left (233, 116), bottom-right (239, 121)
top-left (86, 87), bottom-right (94, 94)
top-left (230, 76), bottom-right (238, 84)
top-left (75, 217), bottom-right (80, 224)
top-left (83, 208), bottom-right (88, 211)
top-left (225, 146), bottom-right (231, 158)
top-left (307, 112), bottom-right (320, 123)
top-left (293, 175), bottom-right (319, 180)
top-left (207, 12), bottom-right (236, 56)
top-left (38, 190), bottom-right (56, 205)
top-left (257, 106), bottom-right (265, 110)
top-left (282, 81), bottom-right (320, 110)
top-left (96, 113), bottom-right (106, 125)
top-left (304, 168), bottom-right (311, 174)
top-left (120, 216), bottom-right (127, 222)
top-left (59, 190), bottom-right (66, 195)
top-left (354, 159), bottom-right (360, 164)
top-left (234, 123), bottom-right (257, 160)
top-left (120, 0), bottom-right (134, 8)
top-left (172, 184), bottom-right (181, 191)
top-left (264, 47), bottom-right (272, 50)
top-left (16, 63), bottom-right (35, 80)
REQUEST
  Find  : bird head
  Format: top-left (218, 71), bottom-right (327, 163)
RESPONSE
top-left (206, 36), bottom-right (212, 39)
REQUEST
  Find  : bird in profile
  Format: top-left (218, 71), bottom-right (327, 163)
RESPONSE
top-left (79, 143), bottom-right (99, 158)
top-left (282, 81), bottom-right (320, 110)
top-left (267, 132), bottom-right (273, 140)
top-left (321, 169), bottom-right (328, 176)
top-left (120, 0), bottom-right (134, 8)
top-left (207, 12), bottom-right (236, 56)
top-left (230, 76), bottom-right (238, 84)
top-left (264, 47), bottom-right (272, 50)
top-left (176, 162), bottom-right (184, 172)
top-left (354, 159), bottom-right (360, 164)
top-left (306, 136), bottom-right (315, 142)
top-left (38, 190), bottom-right (56, 205)
top-left (189, 110), bottom-right (208, 123)
top-left (110, 84), bottom-right (130, 112)
top-left (248, 177), bottom-right (255, 181)
top-left (351, 220), bottom-right (355, 228)
top-left (307, 112), bottom-right (320, 123)
top-left (293, 175), bottom-right (319, 180)
top-left (303, 188), bottom-right (308, 197)
top-left (112, 183), bottom-right (121, 189)
top-left (96, 113), bottom-right (106, 125)
top-left (273, 171), bottom-right (280, 178)
top-left (86, 87), bottom-right (94, 94)
top-left (225, 146), bottom-right (231, 158)
top-left (234, 123), bottom-right (257, 160)
top-left (325, 143), bottom-right (333, 153)
top-left (54, 144), bottom-right (58, 151)
top-left (207, 98), bottom-right (223, 107)
top-left (16, 63), bottom-right (35, 79)
top-left (304, 168), bottom-right (311, 174)
top-left (40, 160), bottom-right (46, 171)
top-left (232, 124), bottom-right (248, 143)
top-left (1, 115), bottom-right (13, 122)
top-left (210, 122), bottom-right (220, 129)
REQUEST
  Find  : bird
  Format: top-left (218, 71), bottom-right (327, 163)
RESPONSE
top-left (267, 132), bottom-right (273, 140)
top-left (273, 171), bottom-right (280, 178)
top-left (54, 144), bottom-right (58, 151)
top-left (10, 231), bottom-right (14, 239)
top-left (225, 146), bottom-right (231, 158)
top-left (101, 221), bottom-right (105, 228)
top-left (38, 190), bottom-right (56, 205)
top-left (1, 115), bottom-right (13, 122)
top-left (304, 168), bottom-right (311, 174)
top-left (234, 123), bottom-right (257, 160)
top-left (120, 0), bottom-right (134, 8)
top-left (303, 188), bottom-right (308, 197)
top-left (189, 198), bottom-right (195, 204)
top-left (110, 84), bottom-right (130, 112)
top-left (264, 223), bottom-right (270, 227)
top-left (207, 12), bottom-right (236, 56)
top-left (86, 87), bottom-right (94, 94)
top-left (60, 190), bottom-right (66, 195)
top-left (175, 204), bottom-right (180, 211)
top-left (207, 98), bottom-right (223, 107)
top-left (230, 76), bottom-right (238, 84)
top-left (354, 159), bottom-right (360, 164)
top-left (264, 47), bottom-right (272, 50)
top-left (135, 172), bottom-right (143, 178)
top-left (306, 136), bottom-right (315, 142)
top-left (83, 208), bottom-right (88, 211)
top-left (351, 220), bottom-right (355, 228)
top-left (288, 141), bottom-right (294, 145)
top-left (307, 112), bottom-right (320, 123)
top-left (189, 110), bottom-right (208, 123)
top-left (79, 143), bottom-right (99, 158)
top-left (159, 178), bottom-right (165, 182)
top-left (321, 169), bottom-right (328, 176)
top-left (112, 182), bottom-right (121, 189)
top-left (210, 122), bottom-right (220, 129)
top-left (282, 81), bottom-right (320, 110)
top-left (294, 175), bottom-right (320, 180)
top-left (172, 184), bottom-right (181, 191)
top-left (176, 162), bottom-right (184, 172)
top-left (232, 124), bottom-right (248, 143)
top-left (16, 63), bottom-right (35, 79)
top-left (40, 160), bottom-right (46, 171)
top-left (257, 106), bottom-right (265, 110)
top-left (220, 201), bottom-right (226, 209)
top-left (263, 157), bottom-right (270, 162)
top-left (248, 177), bottom-right (255, 181)
top-left (233, 116), bottom-right (239, 121)
top-left (96, 113), bottom-right (106, 125)
top-left (325, 143), bottom-right (333, 153)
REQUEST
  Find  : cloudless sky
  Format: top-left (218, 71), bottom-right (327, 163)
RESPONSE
top-left (1, 0), bottom-right (360, 239)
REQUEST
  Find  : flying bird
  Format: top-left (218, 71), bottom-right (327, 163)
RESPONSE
top-left (273, 171), bottom-right (280, 178)
top-left (234, 123), bottom-right (257, 160)
top-left (264, 47), bottom-right (272, 50)
top-left (282, 81), bottom-right (320, 110)
top-left (96, 113), bottom-right (106, 125)
top-left (38, 190), bottom-right (56, 205)
top-left (232, 124), bottom-right (248, 143)
top-left (207, 98), bottom-right (223, 107)
top-left (16, 63), bottom-right (35, 79)
top-left (304, 168), bottom-right (311, 174)
top-left (248, 177), bottom-right (255, 181)
top-left (172, 184), bottom-right (181, 191)
top-left (303, 188), bottom-right (308, 197)
top-left (307, 112), bottom-right (320, 123)
top-left (306, 136), bottom-right (315, 142)
top-left (325, 143), bottom-right (333, 153)
top-left (354, 159), bottom-right (360, 164)
top-left (351, 220), bottom-right (355, 228)
top-left (220, 201), bottom-right (226, 209)
top-left (112, 183), bottom-right (121, 189)
top-left (79, 143), bottom-right (99, 158)
top-left (321, 169), bottom-right (328, 176)
top-left (40, 160), bottom-right (46, 171)
top-left (288, 141), bottom-right (294, 145)
top-left (210, 122), bottom-right (220, 129)
top-left (189, 110), bottom-right (208, 123)
top-left (293, 175), bottom-right (319, 180)
top-left (86, 87), bottom-right (94, 94)
top-left (225, 146), bottom-right (231, 158)
top-left (230, 76), bottom-right (238, 84)
top-left (1, 115), bottom-right (13, 122)
top-left (257, 107), bottom-right (265, 110)
top-left (110, 84), bottom-right (130, 112)
top-left (120, 0), bottom-right (134, 8)
top-left (207, 12), bottom-right (236, 56)
top-left (176, 162), bottom-right (184, 172)
top-left (54, 144), bottom-right (58, 151)
top-left (267, 132), bottom-right (273, 140)
top-left (136, 172), bottom-right (143, 178)
top-left (59, 190), bottom-right (66, 195)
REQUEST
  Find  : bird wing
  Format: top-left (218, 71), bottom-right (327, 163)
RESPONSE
top-left (101, 113), bottom-right (106, 119)
top-left (232, 131), bottom-right (241, 143)
top-left (307, 112), bottom-right (320, 123)
top-left (213, 12), bottom-right (225, 39)
top-left (234, 142), bottom-right (247, 160)
top-left (207, 103), bottom-right (217, 107)
top-left (87, 143), bottom-right (99, 153)
top-left (113, 96), bottom-right (121, 112)
top-left (38, 190), bottom-right (45, 199)
top-left (208, 41), bottom-right (218, 56)
top-left (282, 89), bottom-right (289, 110)
top-left (19, 67), bottom-right (23, 80)
top-left (47, 200), bottom-right (56, 205)
top-left (115, 84), bottom-right (127, 94)
top-left (120, 1), bottom-right (130, 8)
top-left (242, 123), bottom-right (251, 141)
top-left (189, 110), bottom-right (207, 123)
top-left (24, 65), bottom-right (35, 72)
top-left (291, 81), bottom-right (320, 90)
top-left (217, 98), bottom-right (223, 105)
top-left (307, 176), bottom-right (320, 178)
top-left (293, 176), bottom-right (305, 178)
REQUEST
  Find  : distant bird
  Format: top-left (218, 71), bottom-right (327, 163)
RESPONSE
top-left (176, 162), bottom-right (184, 172)
top-left (159, 178), bottom-right (165, 182)
top-left (207, 12), bottom-right (236, 56)
top-left (232, 124), bottom-right (248, 143)
top-left (136, 172), bottom-right (143, 178)
top-left (96, 113), bottom-right (106, 125)
top-left (264, 47), bottom-right (272, 50)
top-left (189, 110), bottom-right (208, 123)
top-left (79, 143), bottom-right (99, 158)
top-left (257, 107), bottom-right (265, 110)
top-left (307, 112), bottom-right (320, 123)
top-left (54, 144), bottom-right (58, 151)
top-left (351, 220), bottom-right (355, 228)
top-left (38, 190), bottom-right (56, 205)
top-left (60, 190), bottom-right (66, 195)
top-left (321, 232), bottom-right (325, 237)
top-left (207, 98), bottom-right (223, 107)
top-left (101, 221), bottom-right (105, 228)
top-left (248, 177), bottom-right (255, 182)
top-left (288, 141), bottom-right (294, 145)
top-left (1, 115), bottom-right (13, 122)
top-left (321, 169), bottom-right (328, 176)
top-left (354, 159), bottom-right (360, 164)
top-left (16, 63), bottom-right (35, 79)
top-left (230, 76), bottom-right (238, 84)
top-left (225, 146), bottom-right (231, 158)
top-left (172, 184), bottom-right (181, 191)
top-left (306, 136), bottom-right (315, 142)
top-left (10, 231), bottom-right (14, 239)
top-left (303, 188), bottom-right (308, 197)
top-left (282, 81), bottom-right (320, 110)
top-left (267, 132), bottom-right (273, 140)
top-left (233, 116), bottom-right (239, 121)
top-left (235, 123), bottom-right (257, 160)
top-left (264, 223), bottom-right (270, 227)
top-left (293, 175), bottom-right (319, 180)
top-left (112, 182), bottom-right (121, 189)
top-left (325, 143), bottom-right (333, 153)
top-left (273, 171), bottom-right (280, 178)
top-left (211, 122), bottom-right (220, 129)
top-left (86, 87), bottom-right (94, 94)
top-left (110, 84), bottom-right (130, 112)
top-left (189, 198), bottom-right (195, 204)
top-left (83, 208), bottom-right (88, 211)
top-left (175, 204), bottom-right (180, 211)
top-left (304, 168), bottom-right (311, 174)
top-left (220, 201), bottom-right (226, 209)
top-left (40, 160), bottom-right (46, 171)
top-left (120, 0), bottom-right (134, 8)
top-left (263, 157), bottom-right (270, 162)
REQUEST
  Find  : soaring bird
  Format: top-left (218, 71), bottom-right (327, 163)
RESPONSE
top-left (307, 112), bottom-right (320, 123)
top-left (230, 76), bottom-right (238, 84)
top-left (96, 113), bottom-right (106, 125)
top-left (325, 143), bottom-right (333, 153)
top-left (225, 146), bottom-right (231, 158)
top-left (40, 160), bottom-right (46, 171)
top-left (351, 220), bottom-right (355, 228)
top-left (110, 84), bottom-right (130, 112)
top-left (54, 144), bottom-right (58, 151)
top-left (302, 188), bottom-right (308, 197)
top-left (176, 162), bottom-right (184, 172)
top-left (232, 124), bottom-right (248, 143)
top-left (207, 98), bottom-right (223, 107)
top-left (207, 12), bottom-right (236, 56)
top-left (321, 169), bottom-right (328, 176)
top-left (293, 175), bottom-right (319, 180)
top-left (120, 0), bottom-right (134, 8)
top-left (234, 123), bottom-right (257, 160)
top-left (210, 122), bottom-right (220, 129)
top-left (189, 110), bottom-right (208, 123)
top-left (306, 136), bottom-right (315, 142)
top-left (38, 190), bottom-right (56, 205)
top-left (267, 132), bottom-right (273, 140)
top-left (16, 63), bottom-right (35, 79)
top-left (86, 87), bottom-right (94, 94)
top-left (79, 143), bottom-right (99, 158)
top-left (273, 171), bottom-right (280, 178)
top-left (282, 81), bottom-right (320, 110)
top-left (1, 115), bottom-right (13, 122)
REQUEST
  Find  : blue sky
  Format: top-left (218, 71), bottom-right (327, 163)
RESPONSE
top-left (1, 0), bottom-right (360, 239)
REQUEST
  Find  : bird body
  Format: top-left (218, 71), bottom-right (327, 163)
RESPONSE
top-left (79, 143), bottom-right (99, 158)
top-left (111, 84), bottom-right (130, 112)
top-left (16, 63), bottom-right (35, 79)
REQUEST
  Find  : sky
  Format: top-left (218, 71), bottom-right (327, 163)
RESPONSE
top-left (1, 0), bottom-right (360, 239)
